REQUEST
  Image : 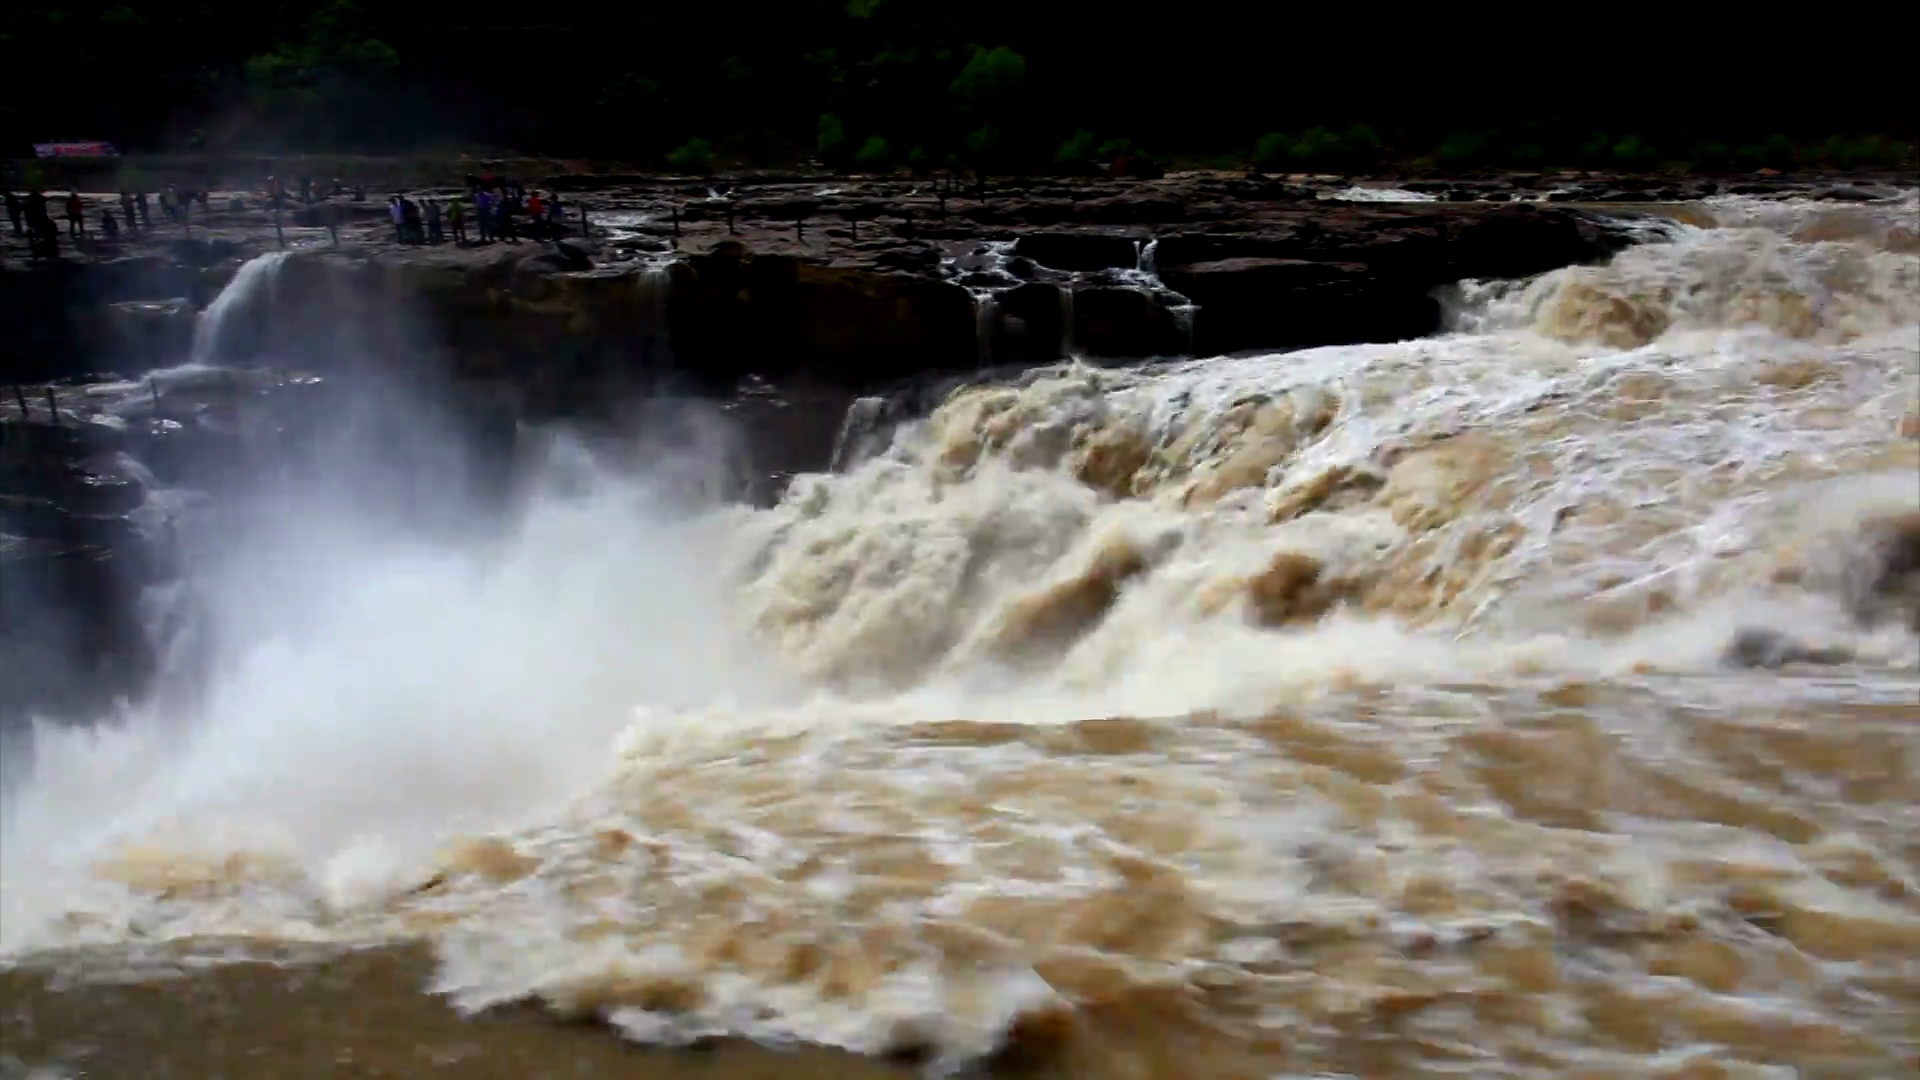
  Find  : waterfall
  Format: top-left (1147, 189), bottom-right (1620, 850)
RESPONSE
top-left (636, 263), bottom-right (673, 368)
top-left (637, 265), bottom-right (671, 333)
top-left (974, 292), bottom-right (999, 367)
top-left (1138, 238), bottom-right (1159, 281)
top-left (828, 395), bottom-right (897, 472)
top-left (1059, 284), bottom-right (1076, 358)
top-left (190, 251), bottom-right (291, 366)
top-left (1133, 237), bottom-right (1196, 354)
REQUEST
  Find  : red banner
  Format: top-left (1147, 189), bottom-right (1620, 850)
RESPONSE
top-left (32, 141), bottom-right (122, 159)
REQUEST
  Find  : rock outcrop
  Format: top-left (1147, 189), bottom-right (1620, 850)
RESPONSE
top-left (1, 173), bottom-right (1666, 394)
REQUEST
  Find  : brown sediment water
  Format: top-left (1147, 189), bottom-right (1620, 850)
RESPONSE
top-left (2, 192), bottom-right (1918, 1080)
top-left (0, 945), bottom-right (917, 1079)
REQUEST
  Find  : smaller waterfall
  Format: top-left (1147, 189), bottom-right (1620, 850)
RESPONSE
top-left (636, 263), bottom-right (673, 367)
top-left (190, 251), bottom-right (291, 366)
top-left (1132, 238), bottom-right (1197, 354)
top-left (637, 264), bottom-right (672, 333)
top-left (974, 292), bottom-right (1000, 367)
top-left (828, 395), bottom-right (899, 472)
top-left (1058, 284), bottom-right (1076, 358)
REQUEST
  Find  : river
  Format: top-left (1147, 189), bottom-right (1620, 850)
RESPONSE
top-left (2, 193), bottom-right (1916, 1079)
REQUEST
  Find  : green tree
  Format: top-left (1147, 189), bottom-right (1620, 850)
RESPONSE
top-left (1290, 126), bottom-right (1343, 166)
top-left (1578, 131), bottom-right (1614, 167)
top-left (817, 113), bottom-right (848, 162)
top-left (1055, 128), bottom-right (1098, 168)
top-left (666, 137), bottom-right (715, 173)
top-left (1341, 122), bottom-right (1384, 165)
top-left (1253, 132), bottom-right (1290, 170)
top-left (1436, 130), bottom-right (1493, 168)
top-left (1735, 134), bottom-right (1794, 170)
top-left (1611, 134), bottom-right (1656, 167)
top-left (966, 123), bottom-right (1003, 167)
top-left (948, 45), bottom-right (1026, 109)
top-left (853, 135), bottom-right (892, 170)
top-left (243, 1), bottom-right (400, 148)
top-left (1689, 141), bottom-right (1733, 171)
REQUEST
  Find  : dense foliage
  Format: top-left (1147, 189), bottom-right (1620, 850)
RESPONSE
top-left (2, 2), bottom-right (1912, 171)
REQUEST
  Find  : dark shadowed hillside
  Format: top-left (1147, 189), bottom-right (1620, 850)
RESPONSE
top-left (1, 2), bottom-right (1914, 172)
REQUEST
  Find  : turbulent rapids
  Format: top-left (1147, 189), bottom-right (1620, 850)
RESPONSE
top-left (3, 195), bottom-right (1918, 1078)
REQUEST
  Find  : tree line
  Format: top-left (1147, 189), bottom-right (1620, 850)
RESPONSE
top-left (2, 2), bottom-right (1913, 173)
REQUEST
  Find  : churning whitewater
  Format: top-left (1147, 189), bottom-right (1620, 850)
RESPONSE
top-left (3, 195), bottom-right (1918, 1078)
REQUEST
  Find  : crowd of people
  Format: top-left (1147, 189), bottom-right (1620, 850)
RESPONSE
top-left (4, 182), bottom-right (221, 258)
top-left (5, 171), bottom-right (586, 259)
top-left (385, 178), bottom-right (575, 246)
top-left (4, 188), bottom-right (103, 258)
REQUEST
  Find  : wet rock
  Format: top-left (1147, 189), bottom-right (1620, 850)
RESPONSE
top-left (1011, 232), bottom-right (1141, 273)
top-left (1814, 186), bottom-right (1880, 202)
top-left (873, 244), bottom-right (942, 274)
top-left (993, 282), bottom-right (1072, 363)
top-left (0, 537), bottom-right (159, 721)
top-left (1071, 286), bottom-right (1187, 358)
top-left (1107, 154), bottom-right (1165, 180)
top-left (162, 237), bottom-right (242, 265)
top-left (102, 299), bottom-right (196, 369)
top-left (1159, 257), bottom-right (1435, 355)
top-left (669, 249), bottom-right (978, 388)
top-left (1720, 627), bottom-right (1853, 669)
top-left (1843, 511), bottom-right (1920, 631)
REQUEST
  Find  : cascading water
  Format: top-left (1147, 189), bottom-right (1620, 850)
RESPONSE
top-left (635, 262), bottom-right (674, 369)
top-left (2, 193), bottom-right (1918, 1079)
top-left (973, 290), bottom-right (999, 366)
top-left (1132, 237), bottom-right (1197, 353)
top-left (189, 251), bottom-right (291, 366)
top-left (1057, 282), bottom-right (1076, 357)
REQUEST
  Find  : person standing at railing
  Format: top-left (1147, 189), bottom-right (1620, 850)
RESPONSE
top-left (474, 188), bottom-right (494, 243)
top-left (64, 191), bottom-right (86, 237)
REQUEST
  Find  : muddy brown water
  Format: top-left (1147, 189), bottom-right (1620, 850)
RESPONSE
top-left (0, 945), bottom-right (923, 1080)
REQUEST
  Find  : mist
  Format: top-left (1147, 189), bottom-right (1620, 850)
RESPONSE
top-left (0, 304), bottom-right (794, 945)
